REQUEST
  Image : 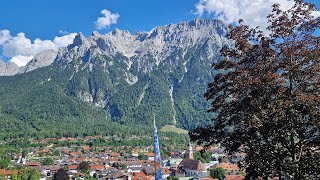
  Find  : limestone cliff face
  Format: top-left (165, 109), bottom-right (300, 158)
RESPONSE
top-left (0, 49), bottom-right (58, 76)
top-left (0, 60), bottom-right (20, 76)
top-left (0, 18), bottom-right (230, 129)
top-left (1, 18), bottom-right (229, 77)
top-left (19, 49), bottom-right (58, 73)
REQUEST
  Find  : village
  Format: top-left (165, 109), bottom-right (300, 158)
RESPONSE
top-left (0, 134), bottom-right (245, 180)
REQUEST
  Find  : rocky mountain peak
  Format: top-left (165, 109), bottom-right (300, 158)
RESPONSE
top-left (49, 18), bottom-right (230, 74)
top-left (0, 60), bottom-right (20, 76)
top-left (0, 18), bottom-right (230, 76)
top-left (68, 33), bottom-right (90, 50)
top-left (0, 18), bottom-right (232, 131)
top-left (19, 49), bottom-right (58, 73)
top-left (90, 31), bottom-right (100, 37)
top-left (112, 28), bottom-right (131, 36)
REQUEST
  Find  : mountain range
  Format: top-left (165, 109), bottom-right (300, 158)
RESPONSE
top-left (0, 18), bottom-right (230, 139)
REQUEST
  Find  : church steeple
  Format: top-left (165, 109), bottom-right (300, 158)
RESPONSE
top-left (153, 114), bottom-right (162, 180)
top-left (187, 142), bottom-right (193, 159)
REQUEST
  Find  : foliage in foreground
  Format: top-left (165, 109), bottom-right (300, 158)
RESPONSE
top-left (190, 0), bottom-right (320, 179)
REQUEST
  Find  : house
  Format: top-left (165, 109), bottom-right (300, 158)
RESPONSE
top-left (215, 162), bottom-right (239, 175)
top-left (110, 152), bottom-right (121, 158)
top-left (203, 161), bottom-right (219, 170)
top-left (132, 171), bottom-right (150, 180)
top-left (225, 175), bottom-right (244, 180)
top-left (0, 169), bottom-right (18, 180)
top-left (165, 158), bottom-right (183, 167)
top-left (41, 165), bottom-right (61, 176)
top-left (142, 166), bottom-right (155, 176)
top-left (143, 153), bottom-right (155, 161)
top-left (27, 161), bottom-right (41, 167)
top-left (127, 166), bottom-right (143, 173)
top-left (161, 167), bottom-right (171, 179)
top-left (68, 165), bottom-right (78, 174)
top-left (193, 172), bottom-right (212, 180)
top-left (177, 159), bottom-right (206, 177)
top-left (126, 161), bottom-right (142, 168)
top-left (90, 164), bottom-right (105, 171)
top-left (105, 171), bottom-right (130, 180)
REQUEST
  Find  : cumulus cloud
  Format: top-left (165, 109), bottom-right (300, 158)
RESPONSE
top-left (195, 0), bottom-right (320, 31)
top-left (0, 30), bottom-right (11, 45)
top-left (95, 9), bottom-right (120, 30)
top-left (53, 33), bottom-right (77, 48)
top-left (0, 30), bottom-right (76, 66)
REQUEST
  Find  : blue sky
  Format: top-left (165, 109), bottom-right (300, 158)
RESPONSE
top-left (0, 0), bottom-right (319, 66)
top-left (0, 0), bottom-right (198, 40)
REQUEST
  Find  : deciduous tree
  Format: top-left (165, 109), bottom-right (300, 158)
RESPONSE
top-left (42, 157), bottom-right (54, 165)
top-left (190, 0), bottom-right (320, 179)
top-left (53, 168), bottom-right (68, 180)
top-left (210, 167), bottom-right (226, 180)
top-left (77, 161), bottom-right (90, 173)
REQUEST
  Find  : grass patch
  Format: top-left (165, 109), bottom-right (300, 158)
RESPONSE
top-left (160, 125), bottom-right (188, 134)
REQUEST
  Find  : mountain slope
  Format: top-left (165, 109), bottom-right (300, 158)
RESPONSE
top-left (0, 18), bottom-right (229, 138)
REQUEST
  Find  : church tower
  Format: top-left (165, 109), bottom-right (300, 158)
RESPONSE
top-left (187, 142), bottom-right (193, 159)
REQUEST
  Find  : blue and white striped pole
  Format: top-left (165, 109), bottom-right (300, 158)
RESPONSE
top-left (153, 114), bottom-right (162, 180)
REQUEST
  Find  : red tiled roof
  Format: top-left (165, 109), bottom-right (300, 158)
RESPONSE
top-left (90, 165), bottom-right (105, 170)
top-left (162, 168), bottom-right (171, 175)
top-left (216, 163), bottom-right (239, 172)
top-left (78, 158), bottom-right (86, 161)
top-left (143, 152), bottom-right (154, 157)
top-left (133, 171), bottom-right (150, 180)
top-left (110, 152), bottom-right (120, 157)
top-left (0, 169), bottom-right (18, 176)
top-left (82, 146), bottom-right (91, 151)
top-left (106, 171), bottom-right (124, 179)
top-left (27, 162), bottom-right (40, 166)
top-left (108, 157), bottom-right (118, 161)
top-left (179, 158), bottom-right (206, 171)
top-left (68, 165), bottom-right (78, 170)
top-left (69, 152), bottom-right (77, 157)
top-left (225, 175), bottom-right (244, 180)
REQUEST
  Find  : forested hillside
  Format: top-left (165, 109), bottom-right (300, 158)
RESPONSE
top-left (0, 18), bottom-right (228, 139)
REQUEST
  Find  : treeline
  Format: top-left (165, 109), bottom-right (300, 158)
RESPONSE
top-left (0, 43), bottom-right (217, 140)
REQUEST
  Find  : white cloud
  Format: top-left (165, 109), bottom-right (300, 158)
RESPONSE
top-left (95, 9), bottom-right (120, 30)
top-left (0, 30), bottom-right (12, 45)
top-left (53, 33), bottom-right (77, 48)
top-left (195, 0), bottom-right (319, 31)
top-left (0, 30), bottom-right (76, 66)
